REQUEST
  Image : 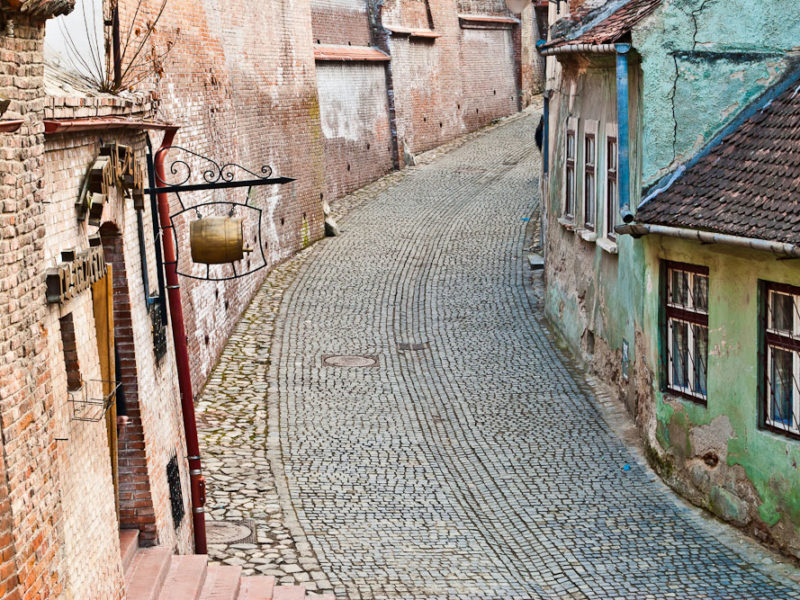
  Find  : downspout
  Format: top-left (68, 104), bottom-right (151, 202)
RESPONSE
top-left (615, 43), bottom-right (633, 223)
top-left (615, 222), bottom-right (800, 258)
top-left (150, 129), bottom-right (208, 554)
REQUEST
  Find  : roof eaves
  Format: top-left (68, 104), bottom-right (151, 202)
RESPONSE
top-left (638, 62), bottom-right (800, 211)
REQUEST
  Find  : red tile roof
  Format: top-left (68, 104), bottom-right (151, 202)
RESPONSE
top-left (636, 77), bottom-right (800, 244)
top-left (542, 0), bottom-right (662, 50)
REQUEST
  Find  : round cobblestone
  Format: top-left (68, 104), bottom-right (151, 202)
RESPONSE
top-left (198, 107), bottom-right (800, 599)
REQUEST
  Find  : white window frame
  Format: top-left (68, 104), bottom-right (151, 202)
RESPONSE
top-left (562, 116), bottom-right (578, 222)
top-left (581, 119), bottom-right (598, 233)
top-left (765, 285), bottom-right (800, 436)
top-left (603, 123), bottom-right (619, 243)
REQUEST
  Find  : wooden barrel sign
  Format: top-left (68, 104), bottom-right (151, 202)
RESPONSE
top-left (190, 217), bottom-right (248, 264)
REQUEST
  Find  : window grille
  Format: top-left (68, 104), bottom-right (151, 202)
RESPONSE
top-left (166, 455), bottom-right (185, 529)
top-left (664, 262), bottom-right (709, 403)
top-left (763, 282), bottom-right (800, 437)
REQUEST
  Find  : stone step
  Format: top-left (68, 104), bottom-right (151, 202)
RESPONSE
top-left (198, 564), bottom-right (242, 600)
top-left (272, 585), bottom-right (306, 600)
top-left (237, 576), bottom-right (275, 600)
top-left (125, 546), bottom-right (172, 600)
top-left (119, 529), bottom-right (139, 573)
top-left (157, 554), bottom-right (209, 600)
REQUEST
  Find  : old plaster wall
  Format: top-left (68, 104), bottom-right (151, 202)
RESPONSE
top-left (544, 58), bottom-right (650, 421)
top-left (385, 0), bottom-right (520, 157)
top-left (635, 0), bottom-right (800, 186)
top-left (316, 63), bottom-right (394, 201)
top-left (640, 236), bottom-right (800, 558)
top-left (120, 0), bottom-right (326, 391)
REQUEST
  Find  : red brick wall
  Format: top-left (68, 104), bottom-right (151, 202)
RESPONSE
top-left (384, 0), bottom-right (520, 157)
top-left (312, 0), bottom-right (372, 45)
top-left (0, 15), bottom-right (65, 600)
top-left (122, 0), bottom-right (326, 391)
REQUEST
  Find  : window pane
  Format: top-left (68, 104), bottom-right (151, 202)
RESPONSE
top-left (585, 136), bottom-right (595, 166)
top-left (566, 166), bottom-right (575, 215)
top-left (670, 269), bottom-right (689, 307)
top-left (771, 292), bottom-right (793, 333)
top-left (693, 324), bottom-right (708, 395)
top-left (585, 173), bottom-right (595, 225)
top-left (607, 139), bottom-right (617, 170)
top-left (770, 347), bottom-right (793, 426)
top-left (693, 274), bottom-right (708, 312)
top-left (567, 132), bottom-right (575, 159)
top-left (607, 180), bottom-right (617, 232)
top-left (671, 321), bottom-right (689, 389)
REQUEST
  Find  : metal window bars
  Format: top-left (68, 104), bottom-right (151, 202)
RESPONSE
top-left (68, 379), bottom-right (120, 422)
top-left (764, 285), bottom-right (800, 436)
top-left (664, 263), bottom-right (709, 403)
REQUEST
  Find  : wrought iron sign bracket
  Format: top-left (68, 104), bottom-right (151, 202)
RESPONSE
top-left (145, 146), bottom-right (295, 282)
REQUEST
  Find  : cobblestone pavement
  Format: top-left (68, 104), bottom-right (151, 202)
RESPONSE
top-left (198, 109), bottom-right (800, 599)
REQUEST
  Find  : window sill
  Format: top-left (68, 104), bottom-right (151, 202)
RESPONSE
top-left (663, 389), bottom-right (707, 407)
top-left (577, 228), bottom-right (597, 243)
top-left (597, 237), bottom-right (618, 255)
top-left (558, 217), bottom-right (576, 231)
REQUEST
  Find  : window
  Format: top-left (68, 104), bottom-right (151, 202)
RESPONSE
top-left (584, 133), bottom-right (596, 230)
top-left (762, 282), bottom-right (800, 437)
top-left (605, 134), bottom-right (618, 240)
top-left (565, 125), bottom-right (576, 219)
top-left (663, 262), bottom-right (709, 403)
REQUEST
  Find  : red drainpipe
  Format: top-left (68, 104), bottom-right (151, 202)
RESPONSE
top-left (154, 128), bottom-right (207, 553)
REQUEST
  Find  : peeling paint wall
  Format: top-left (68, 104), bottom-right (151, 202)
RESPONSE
top-left (316, 63), bottom-right (394, 200)
top-left (641, 238), bottom-right (800, 558)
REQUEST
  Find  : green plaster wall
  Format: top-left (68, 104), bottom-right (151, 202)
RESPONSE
top-left (634, 0), bottom-right (800, 186)
top-left (643, 237), bottom-right (800, 543)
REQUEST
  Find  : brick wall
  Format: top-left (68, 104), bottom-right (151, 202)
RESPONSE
top-left (41, 122), bottom-right (192, 596)
top-left (312, 0), bottom-right (372, 45)
top-left (121, 0), bottom-right (326, 391)
top-left (0, 15), bottom-right (66, 600)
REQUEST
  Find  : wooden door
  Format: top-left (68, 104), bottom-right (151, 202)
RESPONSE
top-left (92, 266), bottom-right (120, 519)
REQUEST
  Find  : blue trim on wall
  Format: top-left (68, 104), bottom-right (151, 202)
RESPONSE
top-left (616, 43), bottom-right (633, 223)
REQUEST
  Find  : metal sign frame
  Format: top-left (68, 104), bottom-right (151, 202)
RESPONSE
top-left (145, 145), bottom-right (294, 282)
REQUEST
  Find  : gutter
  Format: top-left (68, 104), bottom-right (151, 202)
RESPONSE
top-left (615, 223), bottom-right (800, 258)
top-left (538, 43), bottom-right (617, 56)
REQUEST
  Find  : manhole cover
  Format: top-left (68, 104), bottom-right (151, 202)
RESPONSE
top-left (206, 519), bottom-right (256, 545)
top-left (398, 342), bottom-right (429, 351)
top-left (322, 354), bottom-right (378, 367)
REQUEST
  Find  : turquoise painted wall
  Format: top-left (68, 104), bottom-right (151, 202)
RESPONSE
top-left (634, 0), bottom-right (800, 186)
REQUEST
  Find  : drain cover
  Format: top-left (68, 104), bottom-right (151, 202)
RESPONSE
top-left (398, 342), bottom-right (429, 351)
top-left (322, 354), bottom-right (378, 367)
top-left (206, 519), bottom-right (256, 545)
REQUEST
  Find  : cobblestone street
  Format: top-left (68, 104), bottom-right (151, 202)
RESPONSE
top-left (197, 110), bottom-right (800, 599)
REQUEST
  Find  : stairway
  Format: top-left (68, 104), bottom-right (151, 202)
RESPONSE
top-left (121, 530), bottom-right (334, 600)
